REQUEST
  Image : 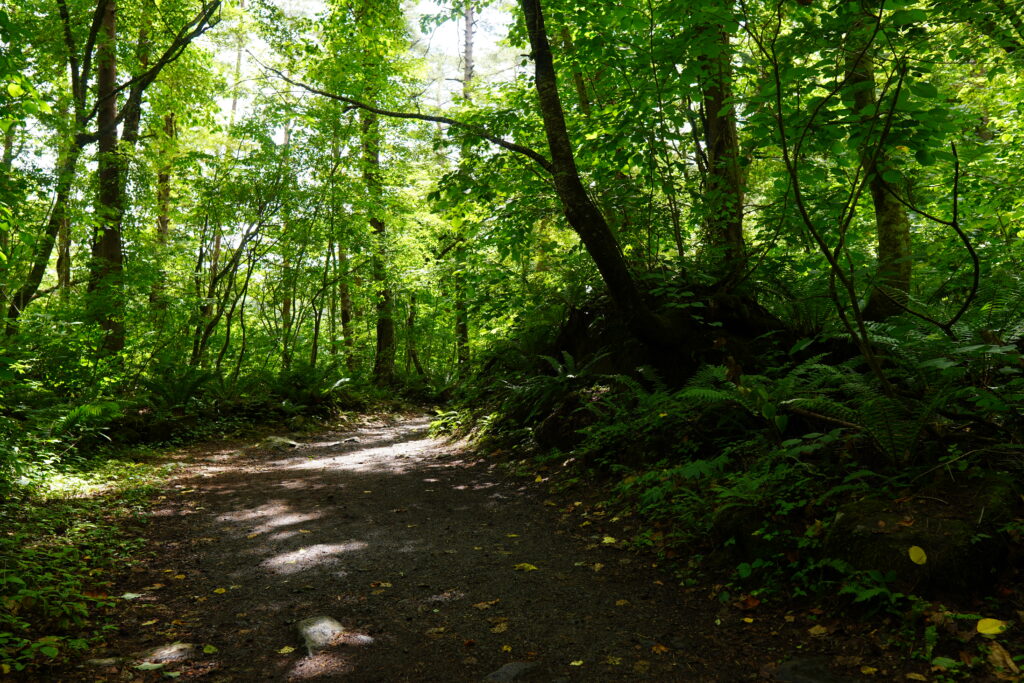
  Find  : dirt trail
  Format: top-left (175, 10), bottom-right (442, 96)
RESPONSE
top-left (56, 414), bottom-right (845, 682)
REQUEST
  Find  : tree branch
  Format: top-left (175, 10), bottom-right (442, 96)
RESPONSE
top-left (254, 58), bottom-right (555, 174)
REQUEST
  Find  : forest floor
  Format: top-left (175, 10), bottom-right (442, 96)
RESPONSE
top-left (40, 413), bottom-right (945, 682)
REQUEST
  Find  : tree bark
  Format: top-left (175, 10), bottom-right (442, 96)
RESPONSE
top-left (362, 110), bottom-right (396, 384)
top-left (520, 0), bottom-right (677, 349)
top-left (700, 22), bottom-right (746, 280)
top-left (845, 12), bottom-right (912, 320)
top-left (87, 0), bottom-right (125, 354)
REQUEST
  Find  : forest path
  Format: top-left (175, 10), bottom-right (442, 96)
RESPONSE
top-left (68, 414), bottom-right (813, 682)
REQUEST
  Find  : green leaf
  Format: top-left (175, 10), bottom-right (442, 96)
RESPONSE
top-left (881, 170), bottom-right (902, 184)
top-left (910, 82), bottom-right (939, 99)
top-left (6, 82), bottom-right (24, 98)
top-left (915, 148), bottom-right (934, 166)
top-left (136, 662), bottom-right (166, 670)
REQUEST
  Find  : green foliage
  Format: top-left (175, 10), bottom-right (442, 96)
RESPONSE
top-left (0, 458), bottom-right (162, 672)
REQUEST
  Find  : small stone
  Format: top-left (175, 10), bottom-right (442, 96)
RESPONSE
top-left (343, 436), bottom-right (361, 443)
top-left (485, 661), bottom-right (539, 682)
top-left (133, 642), bottom-right (197, 663)
top-left (262, 436), bottom-right (300, 450)
top-left (297, 615), bottom-right (347, 655)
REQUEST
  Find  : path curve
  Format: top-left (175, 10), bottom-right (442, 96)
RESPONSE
top-left (69, 415), bottom-right (756, 681)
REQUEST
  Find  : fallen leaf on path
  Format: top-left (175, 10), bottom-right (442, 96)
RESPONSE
top-left (592, 563), bottom-right (604, 572)
top-left (606, 656), bottom-right (622, 665)
top-left (784, 615), bottom-right (796, 622)
top-left (473, 600), bottom-right (500, 610)
top-left (277, 646), bottom-right (295, 654)
top-left (742, 617), bottom-right (754, 624)
top-left (978, 618), bottom-right (1009, 636)
top-left (535, 475), bottom-right (543, 482)
top-left (633, 660), bottom-right (651, 673)
top-left (140, 620), bottom-right (158, 626)
top-left (299, 529), bottom-right (311, 534)
top-left (808, 625), bottom-right (829, 637)
top-left (860, 666), bottom-right (878, 675)
top-left (425, 627), bottom-right (446, 636)
top-left (203, 645), bottom-right (218, 654)
top-left (513, 563), bottom-right (538, 572)
top-left (144, 584), bottom-right (165, 590)
top-left (135, 662), bottom-right (165, 671)
top-left (906, 674), bottom-right (927, 681)
top-left (246, 533), bottom-right (259, 539)
top-left (908, 546), bottom-right (928, 565)
top-left (213, 588), bottom-right (227, 594)
top-left (987, 641), bottom-right (1019, 673)
top-left (121, 593), bottom-right (143, 600)
top-left (501, 645), bottom-right (512, 652)
top-left (651, 644), bottom-right (669, 655)
top-left (615, 599), bottom-right (629, 607)
top-left (370, 581), bottom-right (392, 588)
top-left (570, 660), bottom-right (583, 666)
top-left (602, 536), bottom-right (617, 544)
top-left (506, 534), bottom-right (519, 538)
top-left (491, 622), bottom-right (508, 633)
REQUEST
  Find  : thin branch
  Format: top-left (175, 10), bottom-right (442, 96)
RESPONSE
top-left (253, 57), bottom-right (555, 174)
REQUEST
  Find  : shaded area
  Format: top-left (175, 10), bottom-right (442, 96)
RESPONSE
top-left (55, 415), bottom-right (870, 681)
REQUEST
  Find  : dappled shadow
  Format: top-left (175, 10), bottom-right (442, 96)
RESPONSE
top-left (89, 415), bottom-right (717, 682)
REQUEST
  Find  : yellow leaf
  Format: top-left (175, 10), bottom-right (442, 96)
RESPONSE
top-left (602, 536), bottom-right (617, 544)
top-left (213, 588), bottom-right (227, 594)
top-left (808, 625), bottom-right (829, 637)
top-left (569, 660), bottom-right (584, 666)
top-left (513, 563), bottom-right (538, 572)
top-left (507, 534), bottom-right (519, 538)
top-left (978, 618), bottom-right (1010, 636)
top-left (501, 645), bottom-right (512, 652)
top-left (593, 563), bottom-right (604, 572)
top-left (534, 475), bottom-right (543, 483)
top-left (299, 529), bottom-right (311, 534)
top-left (173, 574), bottom-right (186, 580)
top-left (141, 619), bottom-right (158, 626)
top-left (906, 674), bottom-right (927, 681)
top-left (606, 656), bottom-right (622, 665)
top-left (246, 533), bottom-right (259, 539)
top-left (651, 644), bottom-right (669, 655)
top-left (908, 546), bottom-right (928, 565)
top-left (742, 617), bottom-right (754, 623)
top-left (425, 627), bottom-right (446, 636)
top-left (473, 600), bottom-right (500, 610)
top-left (491, 622), bottom-right (508, 633)
top-left (1, 663), bottom-right (9, 674)
top-left (861, 666), bottom-right (878, 675)
top-left (278, 646), bottom-right (295, 654)
top-left (615, 599), bottom-right (629, 607)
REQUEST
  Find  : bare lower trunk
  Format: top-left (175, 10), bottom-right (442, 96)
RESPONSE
top-left (88, 0), bottom-right (126, 354)
top-left (362, 111), bottom-right (396, 384)
top-left (845, 15), bottom-right (912, 319)
top-left (701, 23), bottom-right (746, 280)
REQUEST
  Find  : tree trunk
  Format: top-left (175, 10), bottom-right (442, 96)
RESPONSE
top-left (700, 22), bottom-right (746, 280)
top-left (406, 293), bottom-right (426, 377)
top-left (5, 141), bottom-right (82, 331)
top-left (362, 110), bottom-right (396, 384)
top-left (845, 13), bottom-right (912, 320)
top-left (520, 0), bottom-right (677, 349)
top-left (88, 0), bottom-right (125, 354)
top-left (338, 248), bottom-right (356, 373)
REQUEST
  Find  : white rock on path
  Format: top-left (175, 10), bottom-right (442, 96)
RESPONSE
top-left (296, 615), bottom-right (347, 655)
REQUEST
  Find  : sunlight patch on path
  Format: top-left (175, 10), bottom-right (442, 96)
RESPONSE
top-left (262, 541), bottom-right (368, 575)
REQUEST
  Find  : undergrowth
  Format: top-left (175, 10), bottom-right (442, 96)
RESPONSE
top-left (0, 456), bottom-right (167, 674)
